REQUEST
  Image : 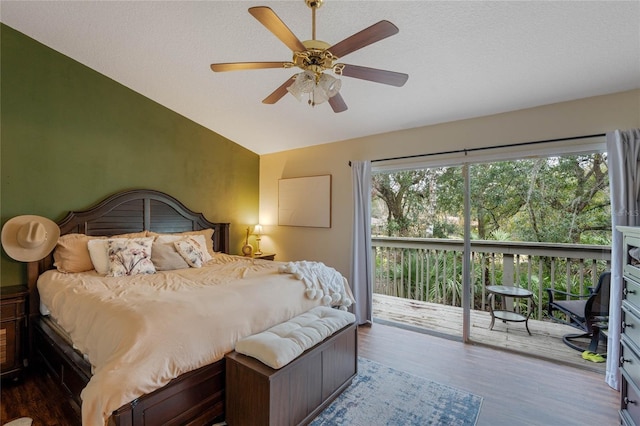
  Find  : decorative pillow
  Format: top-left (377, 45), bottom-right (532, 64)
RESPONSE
top-left (86, 232), bottom-right (149, 274)
top-left (106, 237), bottom-right (156, 277)
top-left (151, 241), bottom-right (190, 271)
top-left (54, 234), bottom-right (104, 273)
top-left (149, 229), bottom-right (216, 258)
top-left (173, 237), bottom-right (207, 268)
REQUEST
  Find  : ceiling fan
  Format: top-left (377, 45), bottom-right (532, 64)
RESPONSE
top-left (210, 0), bottom-right (409, 113)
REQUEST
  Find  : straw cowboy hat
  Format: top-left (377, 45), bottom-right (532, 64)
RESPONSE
top-left (1, 215), bottom-right (60, 262)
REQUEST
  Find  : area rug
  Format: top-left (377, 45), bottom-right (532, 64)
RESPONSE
top-left (310, 357), bottom-right (483, 426)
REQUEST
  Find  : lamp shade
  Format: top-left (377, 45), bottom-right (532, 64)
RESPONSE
top-left (287, 71), bottom-right (341, 105)
top-left (287, 71), bottom-right (315, 101)
top-left (254, 224), bottom-right (263, 235)
top-left (319, 73), bottom-right (341, 98)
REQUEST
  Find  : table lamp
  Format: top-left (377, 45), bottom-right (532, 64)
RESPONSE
top-left (253, 224), bottom-right (263, 256)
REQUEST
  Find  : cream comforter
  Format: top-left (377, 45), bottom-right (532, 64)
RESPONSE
top-left (37, 254), bottom-right (338, 426)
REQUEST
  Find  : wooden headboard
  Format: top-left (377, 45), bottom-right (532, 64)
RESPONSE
top-left (27, 189), bottom-right (230, 318)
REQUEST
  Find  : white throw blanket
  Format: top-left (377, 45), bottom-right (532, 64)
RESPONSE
top-left (279, 261), bottom-right (353, 310)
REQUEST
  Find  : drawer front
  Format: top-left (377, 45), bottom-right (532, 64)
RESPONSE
top-left (622, 339), bottom-right (640, 387)
top-left (622, 373), bottom-right (640, 425)
top-left (623, 304), bottom-right (640, 347)
top-left (626, 265), bottom-right (640, 288)
top-left (0, 298), bottom-right (25, 319)
top-left (625, 279), bottom-right (640, 312)
top-left (0, 302), bottom-right (17, 320)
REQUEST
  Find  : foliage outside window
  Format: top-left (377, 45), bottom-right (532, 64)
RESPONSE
top-left (371, 153), bottom-right (611, 318)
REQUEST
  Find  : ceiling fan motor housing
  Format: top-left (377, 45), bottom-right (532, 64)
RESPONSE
top-left (294, 40), bottom-right (337, 74)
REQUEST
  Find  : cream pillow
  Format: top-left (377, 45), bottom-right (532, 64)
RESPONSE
top-left (106, 237), bottom-right (156, 277)
top-left (53, 234), bottom-right (104, 273)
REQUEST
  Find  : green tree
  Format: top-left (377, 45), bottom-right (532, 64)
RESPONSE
top-left (372, 170), bottom-right (432, 236)
top-left (371, 153), bottom-right (610, 244)
top-left (512, 154), bottom-right (610, 243)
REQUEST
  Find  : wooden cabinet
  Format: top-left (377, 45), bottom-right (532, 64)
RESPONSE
top-left (225, 322), bottom-right (357, 426)
top-left (619, 226), bottom-right (640, 425)
top-left (1, 285), bottom-right (28, 380)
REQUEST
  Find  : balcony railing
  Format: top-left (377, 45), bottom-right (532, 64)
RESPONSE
top-left (372, 237), bottom-right (611, 321)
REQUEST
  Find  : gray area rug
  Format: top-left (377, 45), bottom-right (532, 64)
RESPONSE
top-left (310, 357), bottom-right (483, 426)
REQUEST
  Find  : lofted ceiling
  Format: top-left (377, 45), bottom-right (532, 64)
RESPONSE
top-left (1, 0), bottom-right (639, 155)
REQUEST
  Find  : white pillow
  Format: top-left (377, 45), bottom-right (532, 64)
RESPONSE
top-left (156, 234), bottom-right (212, 262)
top-left (88, 238), bottom-right (125, 275)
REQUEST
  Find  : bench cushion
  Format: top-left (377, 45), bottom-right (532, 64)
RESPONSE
top-left (235, 306), bottom-right (356, 369)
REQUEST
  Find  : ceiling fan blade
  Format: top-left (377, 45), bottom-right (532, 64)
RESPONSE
top-left (262, 77), bottom-right (295, 104)
top-left (210, 62), bottom-right (289, 72)
top-left (249, 6), bottom-right (306, 52)
top-left (340, 64), bottom-right (409, 87)
top-left (328, 20), bottom-right (399, 59)
top-left (329, 93), bottom-right (348, 113)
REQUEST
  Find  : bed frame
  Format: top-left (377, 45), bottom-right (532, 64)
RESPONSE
top-left (27, 189), bottom-right (231, 426)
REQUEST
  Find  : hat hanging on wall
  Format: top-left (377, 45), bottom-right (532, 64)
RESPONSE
top-left (1, 215), bottom-right (60, 262)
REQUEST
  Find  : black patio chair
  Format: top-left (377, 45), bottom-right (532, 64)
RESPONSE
top-left (546, 271), bottom-right (610, 352)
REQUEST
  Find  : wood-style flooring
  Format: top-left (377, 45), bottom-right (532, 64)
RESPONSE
top-left (359, 322), bottom-right (618, 426)
top-left (373, 293), bottom-right (608, 373)
top-left (1, 322), bottom-right (619, 426)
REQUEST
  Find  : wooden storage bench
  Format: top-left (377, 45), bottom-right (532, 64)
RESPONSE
top-left (225, 320), bottom-right (357, 426)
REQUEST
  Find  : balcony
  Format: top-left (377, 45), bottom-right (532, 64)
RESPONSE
top-left (372, 236), bottom-right (611, 372)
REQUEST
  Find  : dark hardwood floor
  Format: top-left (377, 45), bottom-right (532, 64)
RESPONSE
top-left (1, 322), bottom-right (619, 425)
top-left (1, 363), bottom-right (80, 426)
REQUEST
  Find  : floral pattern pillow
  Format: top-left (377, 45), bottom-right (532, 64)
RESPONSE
top-left (174, 237), bottom-right (207, 268)
top-left (107, 237), bottom-right (156, 277)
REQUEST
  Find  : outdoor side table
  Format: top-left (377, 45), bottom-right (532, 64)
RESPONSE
top-left (487, 285), bottom-right (535, 335)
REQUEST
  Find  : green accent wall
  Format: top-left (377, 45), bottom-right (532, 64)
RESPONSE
top-left (0, 24), bottom-right (260, 286)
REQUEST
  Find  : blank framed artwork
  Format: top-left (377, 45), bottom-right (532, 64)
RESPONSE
top-left (278, 175), bottom-right (331, 228)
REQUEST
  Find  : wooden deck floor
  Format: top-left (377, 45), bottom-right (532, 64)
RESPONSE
top-left (373, 293), bottom-right (607, 374)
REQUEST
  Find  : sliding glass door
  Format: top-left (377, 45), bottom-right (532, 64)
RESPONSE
top-left (370, 148), bottom-right (611, 349)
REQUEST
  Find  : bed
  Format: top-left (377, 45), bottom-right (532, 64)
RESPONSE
top-left (26, 189), bottom-right (354, 426)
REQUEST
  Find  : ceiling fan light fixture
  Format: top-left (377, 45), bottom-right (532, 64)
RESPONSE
top-left (312, 84), bottom-right (330, 105)
top-left (287, 70), bottom-right (316, 101)
top-left (287, 71), bottom-right (341, 106)
top-left (319, 73), bottom-right (341, 98)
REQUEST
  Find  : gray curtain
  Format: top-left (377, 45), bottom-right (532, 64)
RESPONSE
top-left (350, 160), bottom-right (373, 324)
top-left (606, 128), bottom-right (640, 390)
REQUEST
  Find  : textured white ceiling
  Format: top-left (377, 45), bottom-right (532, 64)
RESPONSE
top-left (1, 1), bottom-right (639, 155)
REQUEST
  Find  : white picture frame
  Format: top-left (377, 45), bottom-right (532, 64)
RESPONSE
top-left (278, 175), bottom-right (331, 228)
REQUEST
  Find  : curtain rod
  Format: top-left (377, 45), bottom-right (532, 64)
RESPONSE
top-left (348, 133), bottom-right (606, 166)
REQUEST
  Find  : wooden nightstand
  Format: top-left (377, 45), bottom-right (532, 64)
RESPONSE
top-left (253, 253), bottom-right (276, 261)
top-left (1, 285), bottom-right (28, 380)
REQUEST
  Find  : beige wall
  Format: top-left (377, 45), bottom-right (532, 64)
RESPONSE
top-left (259, 89), bottom-right (640, 279)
